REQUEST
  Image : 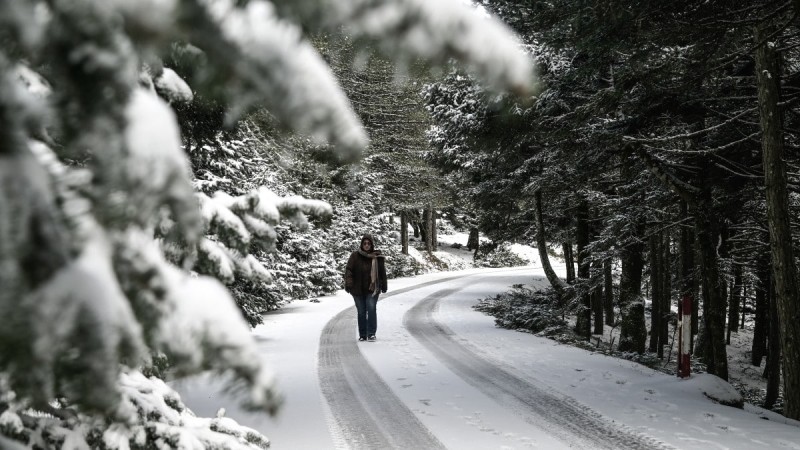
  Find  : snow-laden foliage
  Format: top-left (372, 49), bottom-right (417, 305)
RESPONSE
top-left (1, 0), bottom-right (534, 446)
top-left (193, 0), bottom-right (367, 159)
top-left (153, 67), bottom-right (194, 103)
top-left (473, 285), bottom-right (567, 336)
top-left (473, 242), bottom-right (530, 268)
top-left (0, 370), bottom-right (270, 449)
top-left (191, 187), bottom-right (331, 285)
top-left (273, 0), bottom-right (535, 95)
top-left (424, 72), bottom-right (490, 170)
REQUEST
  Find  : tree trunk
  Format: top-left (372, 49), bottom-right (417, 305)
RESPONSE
top-left (752, 256), bottom-right (769, 366)
top-left (467, 227), bottom-right (479, 251)
top-left (756, 19), bottom-right (800, 419)
top-left (431, 209), bottom-right (438, 250)
top-left (424, 205), bottom-right (433, 253)
top-left (649, 232), bottom-right (662, 354)
top-left (564, 242), bottom-right (576, 284)
top-left (719, 224), bottom-right (730, 346)
top-left (694, 194), bottom-right (728, 380)
top-left (400, 211), bottom-right (409, 255)
top-left (592, 260), bottom-right (604, 335)
top-left (764, 272), bottom-right (782, 409)
top-left (575, 200), bottom-right (591, 340)
top-left (659, 230), bottom-right (670, 359)
top-left (649, 230), bottom-right (669, 358)
top-left (604, 259), bottom-right (614, 325)
top-left (534, 191), bottom-right (566, 296)
top-left (617, 222), bottom-right (647, 354)
top-left (679, 201), bottom-right (698, 347)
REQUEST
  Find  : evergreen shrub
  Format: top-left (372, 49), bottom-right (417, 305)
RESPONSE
top-left (473, 285), bottom-right (567, 335)
top-left (474, 242), bottom-right (529, 268)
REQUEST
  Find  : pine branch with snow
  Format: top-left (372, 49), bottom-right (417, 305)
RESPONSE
top-left (273, 0), bottom-right (535, 95)
top-left (190, 187), bottom-right (332, 285)
top-left (0, 0), bottom-right (533, 447)
top-left (0, 370), bottom-right (270, 449)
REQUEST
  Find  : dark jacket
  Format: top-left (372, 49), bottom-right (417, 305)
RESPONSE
top-left (344, 235), bottom-right (387, 295)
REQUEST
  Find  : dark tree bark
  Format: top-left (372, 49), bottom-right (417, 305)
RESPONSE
top-left (431, 209), bottom-right (438, 250)
top-left (604, 259), bottom-right (614, 325)
top-left (679, 201), bottom-right (698, 346)
top-left (649, 232), bottom-right (663, 354)
top-left (756, 19), bottom-right (800, 419)
top-left (592, 260), bottom-right (604, 335)
top-left (647, 230), bottom-right (669, 357)
top-left (564, 242), bottom-right (576, 284)
top-left (718, 224), bottom-right (730, 347)
top-left (575, 200), bottom-right (591, 340)
top-left (467, 227), bottom-right (479, 251)
top-left (411, 209), bottom-right (421, 239)
top-left (423, 205), bottom-right (433, 253)
top-left (400, 211), bottom-right (409, 255)
top-left (764, 273), bottom-right (781, 409)
top-left (534, 191), bottom-right (566, 296)
top-left (752, 256), bottom-right (769, 367)
top-left (694, 192), bottom-right (728, 380)
top-left (659, 231), bottom-right (670, 359)
top-left (618, 222), bottom-right (647, 354)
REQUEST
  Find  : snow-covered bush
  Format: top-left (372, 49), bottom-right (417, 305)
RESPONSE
top-left (387, 252), bottom-right (431, 277)
top-left (261, 226), bottom-right (342, 301)
top-left (0, 371), bottom-right (271, 449)
top-left (474, 242), bottom-right (530, 268)
top-left (432, 251), bottom-right (472, 271)
top-left (474, 285), bottom-right (567, 335)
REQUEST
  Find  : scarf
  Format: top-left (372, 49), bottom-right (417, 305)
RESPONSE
top-left (358, 249), bottom-right (385, 295)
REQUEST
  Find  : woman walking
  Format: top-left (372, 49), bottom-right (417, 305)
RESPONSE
top-left (344, 234), bottom-right (387, 341)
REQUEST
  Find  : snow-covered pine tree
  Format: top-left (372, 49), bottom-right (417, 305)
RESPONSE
top-left (0, 0), bottom-right (533, 447)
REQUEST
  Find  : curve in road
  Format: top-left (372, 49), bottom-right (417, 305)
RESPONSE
top-left (320, 271), bottom-right (674, 449)
top-left (404, 283), bottom-right (675, 450)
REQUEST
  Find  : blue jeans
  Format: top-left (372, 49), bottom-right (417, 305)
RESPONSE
top-left (353, 293), bottom-right (379, 337)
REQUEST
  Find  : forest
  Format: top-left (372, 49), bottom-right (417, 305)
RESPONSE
top-left (1, 0), bottom-right (800, 448)
top-left (447, 0), bottom-right (800, 420)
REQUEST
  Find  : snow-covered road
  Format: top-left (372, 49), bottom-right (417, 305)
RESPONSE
top-left (172, 267), bottom-right (800, 449)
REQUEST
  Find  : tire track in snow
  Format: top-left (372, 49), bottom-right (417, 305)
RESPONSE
top-left (318, 280), bottom-right (459, 449)
top-left (404, 285), bottom-right (675, 450)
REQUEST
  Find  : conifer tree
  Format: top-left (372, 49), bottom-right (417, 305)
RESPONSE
top-left (0, 0), bottom-right (533, 446)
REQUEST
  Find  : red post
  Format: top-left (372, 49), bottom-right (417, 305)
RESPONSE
top-left (677, 294), bottom-right (693, 378)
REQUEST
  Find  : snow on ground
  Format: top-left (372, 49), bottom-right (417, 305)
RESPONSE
top-left (433, 273), bottom-right (800, 449)
top-left (406, 232), bottom-right (476, 271)
top-left (427, 232), bottom-right (545, 268)
top-left (172, 237), bottom-right (800, 449)
top-left (172, 268), bottom-right (511, 448)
